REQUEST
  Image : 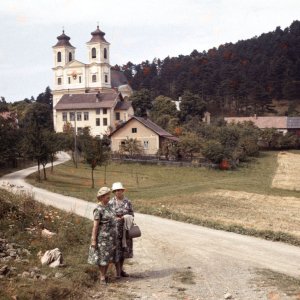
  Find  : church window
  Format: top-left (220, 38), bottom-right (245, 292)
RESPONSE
top-left (62, 112), bottom-right (67, 121)
top-left (84, 112), bottom-right (89, 121)
top-left (105, 74), bottom-right (108, 83)
top-left (79, 76), bottom-right (82, 83)
top-left (104, 48), bottom-right (107, 59)
top-left (96, 118), bottom-right (100, 126)
top-left (77, 112), bottom-right (82, 121)
top-left (68, 77), bottom-right (71, 84)
top-left (69, 52), bottom-right (72, 62)
top-left (57, 52), bottom-right (61, 62)
top-left (103, 118), bottom-right (108, 126)
top-left (115, 112), bottom-right (120, 120)
top-left (92, 75), bottom-right (97, 82)
top-left (92, 48), bottom-right (96, 58)
top-left (57, 78), bottom-right (62, 85)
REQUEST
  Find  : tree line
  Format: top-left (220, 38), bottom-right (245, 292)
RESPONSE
top-left (115, 21), bottom-right (300, 117)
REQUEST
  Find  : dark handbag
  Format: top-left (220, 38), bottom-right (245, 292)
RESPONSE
top-left (127, 224), bottom-right (141, 239)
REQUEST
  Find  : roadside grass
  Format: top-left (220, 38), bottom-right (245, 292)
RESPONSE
top-left (253, 269), bottom-right (300, 298)
top-left (27, 151), bottom-right (300, 246)
top-left (172, 267), bottom-right (196, 285)
top-left (0, 188), bottom-right (130, 300)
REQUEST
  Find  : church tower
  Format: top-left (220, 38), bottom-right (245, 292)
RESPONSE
top-left (86, 26), bottom-right (111, 90)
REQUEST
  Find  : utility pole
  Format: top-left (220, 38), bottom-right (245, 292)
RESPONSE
top-left (74, 110), bottom-right (78, 168)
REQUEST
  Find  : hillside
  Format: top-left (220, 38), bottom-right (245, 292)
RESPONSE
top-left (116, 21), bottom-right (300, 117)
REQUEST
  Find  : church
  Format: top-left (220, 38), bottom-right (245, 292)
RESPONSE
top-left (52, 26), bottom-right (134, 137)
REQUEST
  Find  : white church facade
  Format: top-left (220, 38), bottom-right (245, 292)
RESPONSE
top-left (52, 26), bottom-right (133, 137)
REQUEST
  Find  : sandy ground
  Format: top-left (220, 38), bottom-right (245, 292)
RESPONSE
top-left (1, 152), bottom-right (300, 299)
top-left (272, 152), bottom-right (300, 191)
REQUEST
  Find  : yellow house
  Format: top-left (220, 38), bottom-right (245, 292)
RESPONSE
top-left (110, 116), bottom-right (179, 155)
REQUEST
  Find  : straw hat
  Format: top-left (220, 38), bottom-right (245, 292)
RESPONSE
top-left (111, 182), bottom-right (125, 192)
top-left (97, 187), bottom-right (111, 198)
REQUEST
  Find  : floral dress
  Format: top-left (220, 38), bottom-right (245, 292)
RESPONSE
top-left (109, 197), bottom-right (134, 261)
top-left (88, 203), bottom-right (117, 266)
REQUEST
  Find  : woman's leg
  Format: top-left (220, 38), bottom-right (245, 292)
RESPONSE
top-left (99, 266), bottom-right (107, 281)
top-left (115, 261), bottom-right (121, 277)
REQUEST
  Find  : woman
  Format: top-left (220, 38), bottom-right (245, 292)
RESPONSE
top-left (88, 186), bottom-right (116, 284)
top-left (109, 182), bottom-right (134, 278)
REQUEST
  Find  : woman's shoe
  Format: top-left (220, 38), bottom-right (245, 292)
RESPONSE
top-left (121, 270), bottom-right (129, 277)
top-left (99, 278), bottom-right (107, 285)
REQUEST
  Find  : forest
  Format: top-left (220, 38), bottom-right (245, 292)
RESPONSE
top-left (114, 21), bottom-right (300, 116)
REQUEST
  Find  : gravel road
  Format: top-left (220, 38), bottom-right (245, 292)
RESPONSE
top-left (1, 152), bottom-right (300, 299)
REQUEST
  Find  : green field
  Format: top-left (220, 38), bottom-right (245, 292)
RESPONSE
top-left (27, 151), bottom-right (300, 245)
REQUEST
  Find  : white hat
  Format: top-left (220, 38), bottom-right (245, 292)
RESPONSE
top-left (111, 182), bottom-right (125, 192)
top-left (97, 187), bottom-right (111, 198)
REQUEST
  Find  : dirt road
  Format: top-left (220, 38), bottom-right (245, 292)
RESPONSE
top-left (1, 152), bottom-right (300, 299)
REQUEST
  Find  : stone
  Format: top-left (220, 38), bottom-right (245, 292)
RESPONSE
top-left (224, 292), bottom-right (233, 299)
top-left (40, 275), bottom-right (48, 280)
top-left (0, 265), bottom-right (9, 275)
top-left (21, 271), bottom-right (30, 278)
top-left (54, 272), bottom-right (64, 279)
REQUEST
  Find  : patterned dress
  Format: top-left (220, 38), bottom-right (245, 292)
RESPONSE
top-left (109, 196), bottom-right (134, 261)
top-left (88, 203), bottom-right (117, 266)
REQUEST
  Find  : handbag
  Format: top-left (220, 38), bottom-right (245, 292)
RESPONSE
top-left (127, 224), bottom-right (141, 239)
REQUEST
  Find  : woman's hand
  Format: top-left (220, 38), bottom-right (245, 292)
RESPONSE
top-left (91, 240), bottom-right (97, 248)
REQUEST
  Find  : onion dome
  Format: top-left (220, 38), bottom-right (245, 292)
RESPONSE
top-left (53, 30), bottom-right (75, 48)
top-left (88, 26), bottom-right (108, 43)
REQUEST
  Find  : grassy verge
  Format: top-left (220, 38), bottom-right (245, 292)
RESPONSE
top-left (0, 189), bottom-right (133, 300)
top-left (26, 151), bottom-right (300, 246)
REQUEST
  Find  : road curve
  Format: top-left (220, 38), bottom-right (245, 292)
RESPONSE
top-left (1, 152), bottom-right (300, 299)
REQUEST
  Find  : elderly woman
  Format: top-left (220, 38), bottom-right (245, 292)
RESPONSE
top-left (109, 182), bottom-right (134, 278)
top-left (88, 187), bottom-right (116, 284)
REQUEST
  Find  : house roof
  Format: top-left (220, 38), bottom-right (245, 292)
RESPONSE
top-left (55, 92), bottom-right (120, 110)
top-left (287, 117), bottom-right (300, 129)
top-left (115, 100), bottom-right (132, 110)
top-left (110, 116), bottom-right (179, 141)
top-left (225, 116), bottom-right (288, 129)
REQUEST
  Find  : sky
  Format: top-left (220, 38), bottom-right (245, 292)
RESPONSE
top-left (0, 0), bottom-right (299, 102)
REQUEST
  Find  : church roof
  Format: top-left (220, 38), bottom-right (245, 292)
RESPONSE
top-left (53, 30), bottom-right (75, 48)
top-left (87, 26), bottom-right (108, 43)
top-left (55, 92), bottom-right (120, 110)
top-left (111, 70), bottom-right (129, 88)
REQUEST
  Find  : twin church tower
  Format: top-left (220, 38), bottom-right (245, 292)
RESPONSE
top-left (52, 26), bottom-right (133, 136)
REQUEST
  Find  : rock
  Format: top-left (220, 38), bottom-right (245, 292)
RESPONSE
top-left (0, 253), bottom-right (6, 258)
top-left (41, 229), bottom-right (56, 238)
top-left (21, 271), bottom-right (30, 278)
top-left (54, 272), bottom-right (64, 279)
top-left (224, 292), bottom-right (233, 299)
top-left (0, 265), bottom-right (9, 275)
top-left (40, 275), bottom-right (48, 280)
top-left (29, 267), bottom-right (41, 273)
top-left (22, 249), bottom-right (31, 256)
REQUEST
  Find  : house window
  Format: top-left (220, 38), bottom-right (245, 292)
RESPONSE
top-left (104, 48), bottom-right (107, 59)
top-left (57, 77), bottom-right (62, 85)
top-left (62, 112), bottom-right (67, 121)
top-left (103, 108), bottom-right (107, 114)
top-left (84, 112), bottom-right (89, 121)
top-left (105, 74), bottom-right (108, 83)
top-left (96, 108), bottom-right (100, 115)
top-left (92, 75), bottom-right (97, 82)
top-left (68, 77), bottom-right (71, 84)
top-left (132, 128), bottom-right (137, 133)
top-left (96, 118), bottom-right (100, 126)
top-left (103, 118), bottom-right (108, 126)
top-left (70, 112), bottom-right (75, 121)
top-left (115, 112), bottom-right (120, 120)
top-left (79, 76), bottom-right (82, 83)
top-left (92, 47), bottom-right (96, 58)
top-left (69, 52), bottom-right (72, 62)
top-left (77, 112), bottom-right (82, 121)
top-left (57, 52), bottom-right (61, 62)
top-left (144, 141), bottom-right (149, 149)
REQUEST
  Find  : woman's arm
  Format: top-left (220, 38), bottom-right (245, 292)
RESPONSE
top-left (91, 220), bottom-right (99, 247)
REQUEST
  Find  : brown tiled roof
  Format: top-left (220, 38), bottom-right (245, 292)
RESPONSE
top-left (53, 31), bottom-right (75, 48)
top-left (115, 101), bottom-right (132, 110)
top-left (110, 116), bottom-right (179, 141)
top-left (87, 26), bottom-right (108, 43)
top-left (225, 116), bottom-right (288, 129)
top-left (111, 70), bottom-right (129, 87)
top-left (55, 93), bottom-right (119, 110)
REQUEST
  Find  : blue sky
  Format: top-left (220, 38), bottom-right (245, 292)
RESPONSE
top-left (0, 0), bottom-right (299, 102)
